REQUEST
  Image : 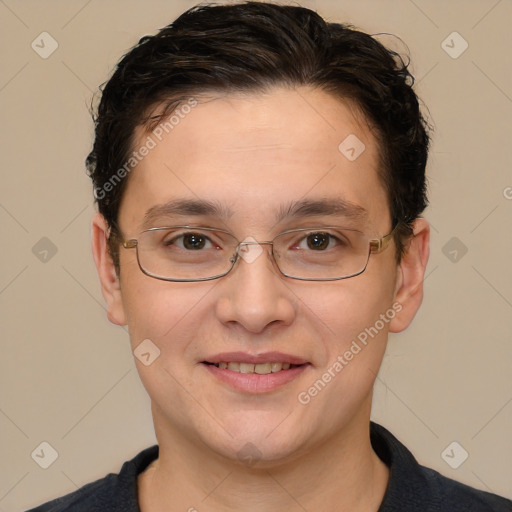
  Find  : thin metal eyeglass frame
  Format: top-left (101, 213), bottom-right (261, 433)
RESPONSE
top-left (121, 225), bottom-right (398, 282)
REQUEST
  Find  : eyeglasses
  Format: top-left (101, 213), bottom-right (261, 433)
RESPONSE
top-left (121, 225), bottom-right (397, 282)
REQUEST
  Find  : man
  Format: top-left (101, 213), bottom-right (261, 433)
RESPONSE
top-left (28, 2), bottom-right (512, 511)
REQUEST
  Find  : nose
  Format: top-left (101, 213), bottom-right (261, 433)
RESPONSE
top-left (215, 241), bottom-right (296, 334)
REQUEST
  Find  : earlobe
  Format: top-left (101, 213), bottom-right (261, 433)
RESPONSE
top-left (389, 218), bottom-right (430, 333)
top-left (91, 212), bottom-right (127, 326)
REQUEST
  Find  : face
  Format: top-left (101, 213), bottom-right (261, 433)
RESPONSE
top-left (93, 86), bottom-right (427, 466)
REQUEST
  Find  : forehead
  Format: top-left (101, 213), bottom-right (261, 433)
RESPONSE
top-left (119, 86), bottom-right (389, 234)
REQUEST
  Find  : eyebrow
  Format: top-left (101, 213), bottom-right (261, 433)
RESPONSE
top-left (141, 197), bottom-right (367, 230)
top-left (141, 199), bottom-right (233, 230)
top-left (276, 198), bottom-right (368, 223)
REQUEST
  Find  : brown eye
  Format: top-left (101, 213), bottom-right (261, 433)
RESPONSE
top-left (182, 233), bottom-right (207, 250)
top-left (306, 232), bottom-right (330, 250)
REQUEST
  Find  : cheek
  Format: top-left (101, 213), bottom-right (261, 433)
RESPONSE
top-left (120, 271), bottom-right (218, 351)
top-left (121, 280), bottom-right (220, 425)
top-left (292, 283), bottom-right (394, 433)
top-left (298, 272), bottom-right (397, 354)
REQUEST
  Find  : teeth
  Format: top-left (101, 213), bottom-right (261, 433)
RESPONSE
top-left (255, 363), bottom-right (272, 375)
top-left (239, 363), bottom-right (255, 374)
top-left (271, 362), bottom-right (282, 373)
top-left (214, 362), bottom-right (295, 373)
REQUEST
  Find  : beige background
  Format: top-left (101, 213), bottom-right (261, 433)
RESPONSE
top-left (1, 0), bottom-right (511, 510)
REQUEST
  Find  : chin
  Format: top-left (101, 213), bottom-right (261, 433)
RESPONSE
top-left (195, 413), bottom-right (313, 468)
top-left (209, 435), bottom-right (307, 470)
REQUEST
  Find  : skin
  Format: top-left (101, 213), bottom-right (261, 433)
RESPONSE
top-left (92, 86), bottom-right (429, 511)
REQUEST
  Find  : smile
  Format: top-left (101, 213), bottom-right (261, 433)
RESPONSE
top-left (204, 362), bottom-right (299, 374)
top-left (201, 358), bottom-right (310, 393)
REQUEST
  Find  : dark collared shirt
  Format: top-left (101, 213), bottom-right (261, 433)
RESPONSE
top-left (26, 422), bottom-right (512, 511)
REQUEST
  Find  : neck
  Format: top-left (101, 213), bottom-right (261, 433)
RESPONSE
top-left (138, 402), bottom-right (389, 512)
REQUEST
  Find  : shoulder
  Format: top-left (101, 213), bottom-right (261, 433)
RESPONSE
top-left (25, 475), bottom-right (119, 512)
top-left (24, 445), bottom-right (159, 512)
top-left (371, 422), bottom-right (512, 512)
top-left (419, 465), bottom-right (512, 512)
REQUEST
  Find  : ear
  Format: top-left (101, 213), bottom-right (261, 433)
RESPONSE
top-left (91, 212), bottom-right (127, 326)
top-left (389, 218), bottom-right (430, 333)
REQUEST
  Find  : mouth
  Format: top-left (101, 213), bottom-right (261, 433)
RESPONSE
top-left (200, 352), bottom-right (310, 393)
top-left (202, 361), bottom-right (301, 374)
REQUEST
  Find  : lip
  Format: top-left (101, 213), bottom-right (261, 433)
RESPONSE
top-left (202, 363), bottom-right (310, 393)
top-left (203, 351), bottom-right (309, 365)
top-left (200, 352), bottom-right (311, 394)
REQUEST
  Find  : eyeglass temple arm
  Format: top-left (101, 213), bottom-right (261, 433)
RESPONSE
top-left (369, 227), bottom-right (398, 253)
top-left (123, 239), bottom-right (138, 249)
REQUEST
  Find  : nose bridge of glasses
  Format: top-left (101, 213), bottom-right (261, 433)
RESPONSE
top-left (234, 239), bottom-right (277, 268)
top-left (237, 239), bottom-right (273, 249)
